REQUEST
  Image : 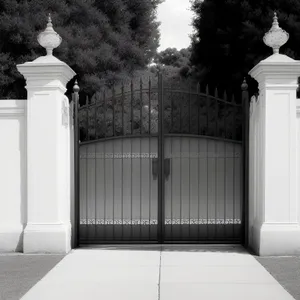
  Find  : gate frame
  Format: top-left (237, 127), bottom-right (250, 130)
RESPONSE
top-left (242, 80), bottom-right (250, 248)
top-left (73, 81), bottom-right (80, 248)
top-left (72, 74), bottom-right (250, 247)
top-left (157, 72), bottom-right (165, 243)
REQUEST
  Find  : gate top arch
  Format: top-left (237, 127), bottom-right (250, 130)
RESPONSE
top-left (75, 74), bottom-right (248, 145)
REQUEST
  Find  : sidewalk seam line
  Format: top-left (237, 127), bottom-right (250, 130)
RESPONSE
top-left (158, 246), bottom-right (162, 300)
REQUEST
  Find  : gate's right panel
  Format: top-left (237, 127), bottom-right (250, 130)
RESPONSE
top-left (162, 81), bottom-right (244, 243)
top-left (164, 136), bottom-right (243, 242)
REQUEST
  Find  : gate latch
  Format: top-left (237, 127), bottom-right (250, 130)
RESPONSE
top-left (152, 158), bottom-right (171, 180)
top-left (152, 158), bottom-right (158, 180)
top-left (164, 158), bottom-right (171, 180)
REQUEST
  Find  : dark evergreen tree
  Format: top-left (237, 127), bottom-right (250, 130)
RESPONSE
top-left (190, 0), bottom-right (300, 96)
top-left (0, 0), bottom-right (163, 98)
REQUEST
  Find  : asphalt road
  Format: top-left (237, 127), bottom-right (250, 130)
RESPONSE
top-left (255, 256), bottom-right (300, 300)
top-left (0, 254), bottom-right (64, 300)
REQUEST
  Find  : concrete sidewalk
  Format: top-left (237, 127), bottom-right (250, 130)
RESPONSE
top-left (19, 245), bottom-right (295, 300)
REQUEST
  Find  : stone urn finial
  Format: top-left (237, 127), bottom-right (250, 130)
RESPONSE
top-left (37, 13), bottom-right (62, 56)
top-left (263, 12), bottom-right (289, 54)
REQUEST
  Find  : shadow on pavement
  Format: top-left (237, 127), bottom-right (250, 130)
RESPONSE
top-left (0, 254), bottom-right (65, 300)
top-left (78, 244), bottom-right (248, 253)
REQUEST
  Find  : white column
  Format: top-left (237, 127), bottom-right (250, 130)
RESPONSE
top-left (249, 54), bottom-right (300, 255)
top-left (17, 16), bottom-right (76, 253)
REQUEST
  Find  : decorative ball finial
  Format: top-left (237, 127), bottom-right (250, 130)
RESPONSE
top-left (263, 11), bottom-right (289, 54)
top-left (241, 77), bottom-right (248, 91)
top-left (73, 80), bottom-right (80, 93)
top-left (37, 13), bottom-right (62, 56)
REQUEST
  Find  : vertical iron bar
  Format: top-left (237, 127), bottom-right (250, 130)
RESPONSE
top-left (179, 90), bottom-right (182, 240)
top-left (130, 80), bottom-right (134, 240)
top-left (242, 79), bottom-right (250, 246)
top-left (94, 96), bottom-right (97, 238)
top-left (207, 131), bottom-right (209, 239)
top-left (189, 85), bottom-right (192, 133)
top-left (197, 84), bottom-right (201, 135)
top-left (206, 86), bottom-right (209, 239)
top-left (214, 93), bottom-right (218, 239)
top-left (170, 133), bottom-right (173, 241)
top-left (131, 80), bottom-right (134, 135)
top-left (121, 82), bottom-right (125, 240)
top-left (140, 78), bottom-right (143, 240)
top-left (148, 77), bottom-right (152, 239)
top-left (224, 100), bottom-right (227, 239)
top-left (112, 85), bottom-right (115, 239)
top-left (103, 88), bottom-right (107, 241)
top-left (94, 104), bottom-right (97, 238)
top-left (232, 100), bottom-right (236, 239)
top-left (197, 136), bottom-right (200, 241)
top-left (103, 87), bottom-right (107, 240)
top-left (188, 84), bottom-right (191, 239)
top-left (158, 72), bottom-right (165, 243)
top-left (206, 86), bottom-right (209, 135)
top-left (197, 84), bottom-right (200, 240)
top-left (94, 96), bottom-right (97, 140)
top-left (170, 84), bottom-right (173, 240)
top-left (86, 96), bottom-right (89, 141)
top-left (112, 87), bottom-right (115, 138)
top-left (85, 97), bottom-right (89, 238)
top-left (73, 81), bottom-right (80, 247)
top-left (171, 84), bottom-right (174, 133)
top-left (85, 133), bottom-right (88, 238)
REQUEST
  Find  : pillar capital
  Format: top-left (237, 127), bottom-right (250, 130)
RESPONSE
top-left (17, 56), bottom-right (75, 93)
top-left (249, 55), bottom-right (300, 88)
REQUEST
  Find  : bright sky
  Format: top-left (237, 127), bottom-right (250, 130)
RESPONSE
top-left (157, 0), bottom-right (194, 51)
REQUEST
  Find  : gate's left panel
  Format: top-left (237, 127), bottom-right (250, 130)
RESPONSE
top-left (77, 79), bottom-right (159, 244)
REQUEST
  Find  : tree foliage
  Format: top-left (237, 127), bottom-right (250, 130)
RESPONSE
top-left (190, 0), bottom-right (300, 95)
top-left (0, 0), bottom-right (162, 98)
top-left (149, 47), bottom-right (194, 87)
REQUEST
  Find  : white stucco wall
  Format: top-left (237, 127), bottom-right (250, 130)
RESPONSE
top-left (296, 98), bottom-right (300, 237)
top-left (0, 100), bottom-right (26, 252)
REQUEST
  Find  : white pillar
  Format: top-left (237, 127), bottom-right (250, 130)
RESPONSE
top-left (17, 16), bottom-right (76, 253)
top-left (249, 53), bottom-right (300, 255)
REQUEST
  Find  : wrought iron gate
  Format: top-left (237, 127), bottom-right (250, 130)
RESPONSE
top-left (73, 74), bottom-right (249, 244)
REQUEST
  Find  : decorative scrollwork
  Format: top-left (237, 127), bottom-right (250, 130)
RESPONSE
top-left (79, 218), bottom-right (242, 225)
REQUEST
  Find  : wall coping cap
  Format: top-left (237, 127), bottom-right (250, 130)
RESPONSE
top-left (262, 53), bottom-right (295, 63)
top-left (0, 99), bottom-right (26, 115)
top-left (17, 55), bottom-right (76, 87)
top-left (249, 54), bottom-right (300, 80)
top-left (17, 55), bottom-right (75, 79)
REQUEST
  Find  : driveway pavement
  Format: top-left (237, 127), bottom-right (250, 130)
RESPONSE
top-left (7, 245), bottom-right (294, 300)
